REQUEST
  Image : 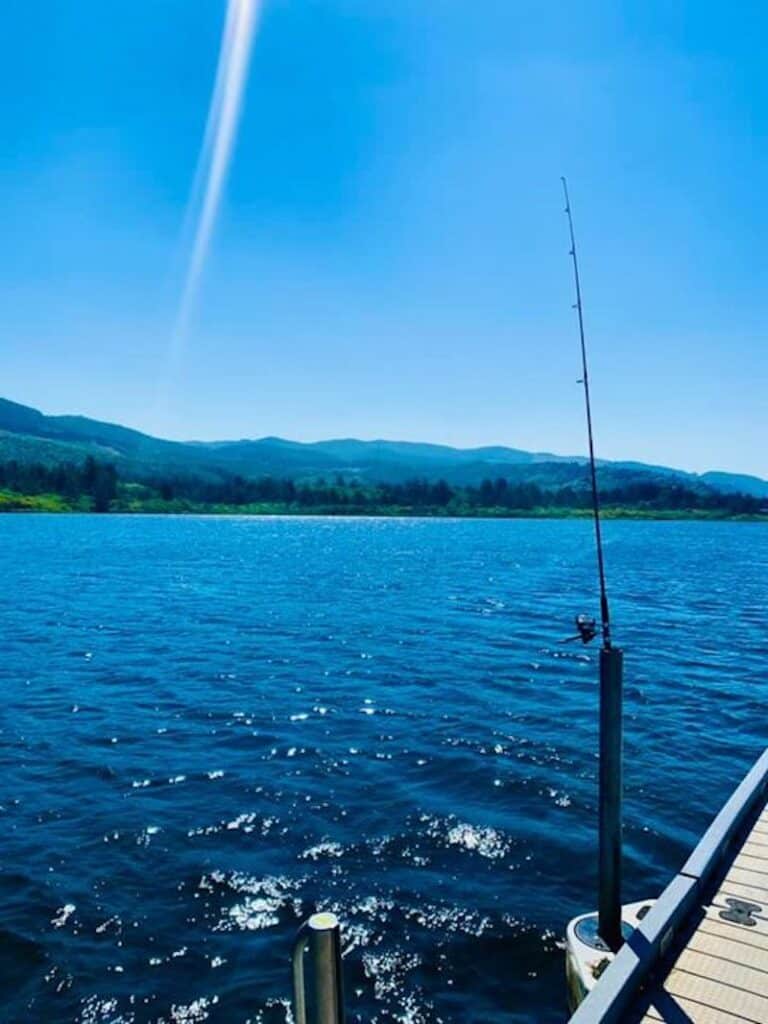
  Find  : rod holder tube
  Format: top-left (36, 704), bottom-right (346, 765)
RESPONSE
top-left (598, 646), bottom-right (623, 952)
top-left (292, 913), bottom-right (345, 1024)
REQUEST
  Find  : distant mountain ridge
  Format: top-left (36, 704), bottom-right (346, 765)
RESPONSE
top-left (0, 396), bottom-right (766, 498)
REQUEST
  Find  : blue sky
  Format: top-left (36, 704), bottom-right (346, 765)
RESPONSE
top-left (1, 1), bottom-right (766, 475)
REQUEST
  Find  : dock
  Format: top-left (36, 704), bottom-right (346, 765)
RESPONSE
top-left (568, 747), bottom-right (768, 1023)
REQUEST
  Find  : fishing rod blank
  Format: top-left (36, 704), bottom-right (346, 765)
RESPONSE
top-left (561, 176), bottom-right (612, 651)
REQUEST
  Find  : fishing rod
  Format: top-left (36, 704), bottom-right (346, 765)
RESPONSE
top-left (561, 177), bottom-right (624, 953)
top-left (561, 176), bottom-right (611, 651)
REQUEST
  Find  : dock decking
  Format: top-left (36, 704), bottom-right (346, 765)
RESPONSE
top-left (568, 749), bottom-right (768, 1024)
top-left (638, 802), bottom-right (768, 1023)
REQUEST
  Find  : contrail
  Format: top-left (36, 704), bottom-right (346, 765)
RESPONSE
top-left (170, 0), bottom-right (262, 363)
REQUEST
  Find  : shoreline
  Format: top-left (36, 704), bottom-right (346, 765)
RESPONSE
top-left (0, 505), bottom-right (765, 523)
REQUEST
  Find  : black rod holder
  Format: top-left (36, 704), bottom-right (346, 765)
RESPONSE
top-left (598, 645), bottom-right (623, 952)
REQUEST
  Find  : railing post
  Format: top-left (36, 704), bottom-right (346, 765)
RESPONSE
top-left (292, 912), bottom-right (345, 1024)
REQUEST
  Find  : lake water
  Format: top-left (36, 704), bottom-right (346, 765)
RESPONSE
top-left (1, 516), bottom-right (765, 1023)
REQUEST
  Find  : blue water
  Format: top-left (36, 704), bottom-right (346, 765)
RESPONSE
top-left (1, 516), bottom-right (765, 1023)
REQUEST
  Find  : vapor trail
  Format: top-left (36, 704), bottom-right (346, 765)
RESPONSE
top-left (170, 0), bottom-right (262, 361)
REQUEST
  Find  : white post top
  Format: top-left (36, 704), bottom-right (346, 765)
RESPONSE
top-left (308, 912), bottom-right (339, 931)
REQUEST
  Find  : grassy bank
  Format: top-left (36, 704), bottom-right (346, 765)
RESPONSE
top-left (0, 488), bottom-right (765, 521)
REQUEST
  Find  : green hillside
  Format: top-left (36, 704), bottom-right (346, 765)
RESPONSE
top-left (0, 396), bottom-right (765, 502)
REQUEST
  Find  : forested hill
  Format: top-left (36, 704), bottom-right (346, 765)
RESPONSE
top-left (0, 396), bottom-right (766, 501)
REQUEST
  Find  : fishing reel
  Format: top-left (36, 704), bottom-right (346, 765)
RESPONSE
top-left (564, 614), bottom-right (597, 645)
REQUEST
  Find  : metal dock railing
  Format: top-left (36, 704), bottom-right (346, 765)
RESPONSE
top-left (568, 747), bottom-right (768, 1023)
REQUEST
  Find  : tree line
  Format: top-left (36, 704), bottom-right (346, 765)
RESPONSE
top-left (152, 470), bottom-right (763, 514)
top-left (0, 457), bottom-right (117, 511)
top-left (0, 456), bottom-right (763, 516)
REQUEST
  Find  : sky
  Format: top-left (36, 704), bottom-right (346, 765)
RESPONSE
top-left (1, 1), bottom-right (766, 476)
